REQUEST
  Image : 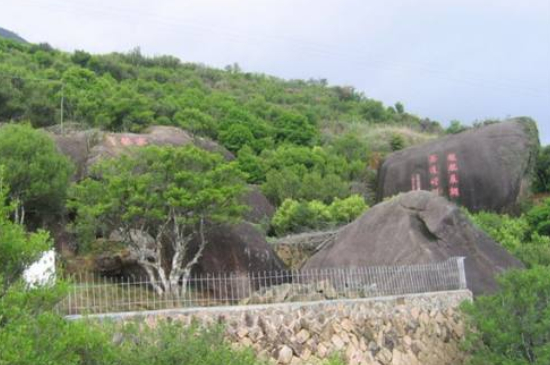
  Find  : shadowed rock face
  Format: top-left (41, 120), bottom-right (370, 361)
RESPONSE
top-left (190, 222), bottom-right (286, 275)
top-left (189, 187), bottom-right (283, 275)
top-left (303, 191), bottom-right (523, 295)
top-left (376, 118), bottom-right (539, 214)
top-left (92, 187), bottom-right (284, 278)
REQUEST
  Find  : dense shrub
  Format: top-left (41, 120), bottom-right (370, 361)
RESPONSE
top-left (468, 211), bottom-right (529, 252)
top-left (260, 145), bottom-right (354, 206)
top-left (462, 267), bottom-right (550, 365)
top-left (272, 195), bottom-right (368, 235)
top-left (389, 133), bottom-right (405, 151)
top-left (115, 322), bottom-right (265, 365)
top-left (526, 198), bottom-right (550, 237)
top-left (0, 124), bottom-right (74, 226)
top-left (468, 209), bottom-right (550, 268)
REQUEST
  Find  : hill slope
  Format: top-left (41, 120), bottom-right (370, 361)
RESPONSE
top-left (0, 27), bottom-right (27, 43)
top-left (0, 37), bottom-right (442, 209)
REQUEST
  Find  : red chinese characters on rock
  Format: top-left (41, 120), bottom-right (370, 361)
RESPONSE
top-left (447, 153), bottom-right (460, 198)
top-left (119, 136), bottom-right (149, 147)
top-left (428, 154), bottom-right (441, 195)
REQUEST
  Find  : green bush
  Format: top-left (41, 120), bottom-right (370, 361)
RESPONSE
top-left (0, 124), bottom-right (74, 226)
top-left (272, 195), bottom-right (368, 235)
top-left (329, 195), bottom-right (369, 224)
top-left (116, 321), bottom-right (264, 365)
top-left (0, 171), bottom-right (114, 365)
top-left (467, 211), bottom-right (529, 252)
top-left (446, 120), bottom-right (469, 134)
top-left (526, 198), bottom-right (550, 237)
top-left (462, 267), bottom-right (550, 365)
top-left (467, 209), bottom-right (550, 268)
top-left (260, 145), bottom-right (352, 206)
top-left (389, 133), bottom-right (405, 151)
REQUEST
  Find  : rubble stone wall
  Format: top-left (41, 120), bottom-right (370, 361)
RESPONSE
top-left (114, 290), bottom-right (473, 365)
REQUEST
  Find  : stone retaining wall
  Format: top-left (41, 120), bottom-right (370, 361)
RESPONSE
top-left (93, 290), bottom-right (472, 365)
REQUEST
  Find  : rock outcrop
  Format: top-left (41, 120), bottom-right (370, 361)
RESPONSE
top-left (53, 126), bottom-right (282, 278)
top-left (51, 125), bottom-right (233, 180)
top-left (303, 191), bottom-right (523, 295)
top-left (376, 118), bottom-right (539, 214)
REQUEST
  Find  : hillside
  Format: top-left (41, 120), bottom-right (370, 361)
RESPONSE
top-left (0, 27), bottom-right (27, 43)
top-left (0, 37), bottom-right (443, 210)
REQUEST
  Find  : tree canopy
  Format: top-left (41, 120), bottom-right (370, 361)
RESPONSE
top-left (69, 145), bottom-right (248, 295)
top-left (0, 124), bottom-right (74, 226)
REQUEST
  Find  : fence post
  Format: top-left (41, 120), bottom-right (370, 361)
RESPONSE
top-left (456, 257), bottom-right (467, 289)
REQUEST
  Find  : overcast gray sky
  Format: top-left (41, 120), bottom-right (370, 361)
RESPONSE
top-left (1, 0), bottom-right (549, 144)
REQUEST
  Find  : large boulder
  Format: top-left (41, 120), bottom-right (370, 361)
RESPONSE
top-left (191, 222), bottom-right (285, 275)
top-left (377, 118), bottom-right (539, 214)
top-left (302, 190), bottom-right (523, 295)
top-left (190, 186), bottom-right (282, 275)
top-left (51, 125), bottom-right (233, 179)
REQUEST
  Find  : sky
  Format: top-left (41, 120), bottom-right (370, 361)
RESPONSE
top-left (1, 0), bottom-right (549, 144)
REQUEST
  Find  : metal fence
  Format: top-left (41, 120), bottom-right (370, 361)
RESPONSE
top-left (56, 257), bottom-right (467, 316)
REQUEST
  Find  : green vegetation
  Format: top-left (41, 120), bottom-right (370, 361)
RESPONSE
top-left (0, 37), bottom-right (442, 212)
top-left (68, 145), bottom-right (247, 295)
top-left (534, 145), bottom-right (550, 193)
top-left (0, 170), bottom-right (109, 365)
top-left (446, 120), bottom-right (469, 134)
top-left (1, 34), bottom-right (549, 365)
top-left (468, 207), bottom-right (550, 268)
top-left (2, 167), bottom-right (346, 365)
top-left (464, 202), bottom-right (550, 364)
top-left (0, 124), bottom-right (73, 226)
top-left (272, 195), bottom-right (368, 235)
top-left (462, 267), bottom-right (550, 365)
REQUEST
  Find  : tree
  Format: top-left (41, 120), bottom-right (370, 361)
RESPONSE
top-left (462, 267), bottom-right (550, 365)
top-left (0, 168), bottom-right (115, 365)
top-left (394, 102), bottom-right (405, 114)
top-left (69, 145), bottom-right (247, 297)
top-left (446, 120), bottom-right (469, 134)
top-left (219, 123), bottom-right (255, 153)
top-left (0, 124), bottom-right (74, 225)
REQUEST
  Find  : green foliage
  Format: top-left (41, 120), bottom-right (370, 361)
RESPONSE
top-left (389, 133), bottom-right (405, 151)
top-left (394, 102), bottom-right (405, 114)
top-left (0, 171), bottom-right (50, 295)
top-left (115, 321), bottom-right (264, 365)
top-left (236, 145), bottom-right (265, 184)
top-left (467, 209), bottom-right (550, 268)
top-left (0, 37), bottom-right (445, 212)
top-left (534, 146), bottom-right (550, 193)
top-left (0, 124), bottom-right (74, 225)
top-left (527, 198), bottom-right (550, 237)
top-left (468, 211), bottom-right (529, 252)
top-left (329, 195), bottom-right (369, 224)
top-left (446, 120), bottom-right (469, 134)
top-left (260, 145), bottom-right (353, 206)
top-left (0, 171), bottom-right (114, 365)
top-left (462, 267), bottom-right (550, 365)
top-left (174, 108), bottom-right (218, 139)
top-left (69, 145), bottom-right (247, 250)
top-left (219, 123), bottom-right (256, 153)
top-left (272, 195), bottom-right (368, 235)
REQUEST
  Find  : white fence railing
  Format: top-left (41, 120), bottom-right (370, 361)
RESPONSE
top-left (56, 257), bottom-right (467, 316)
